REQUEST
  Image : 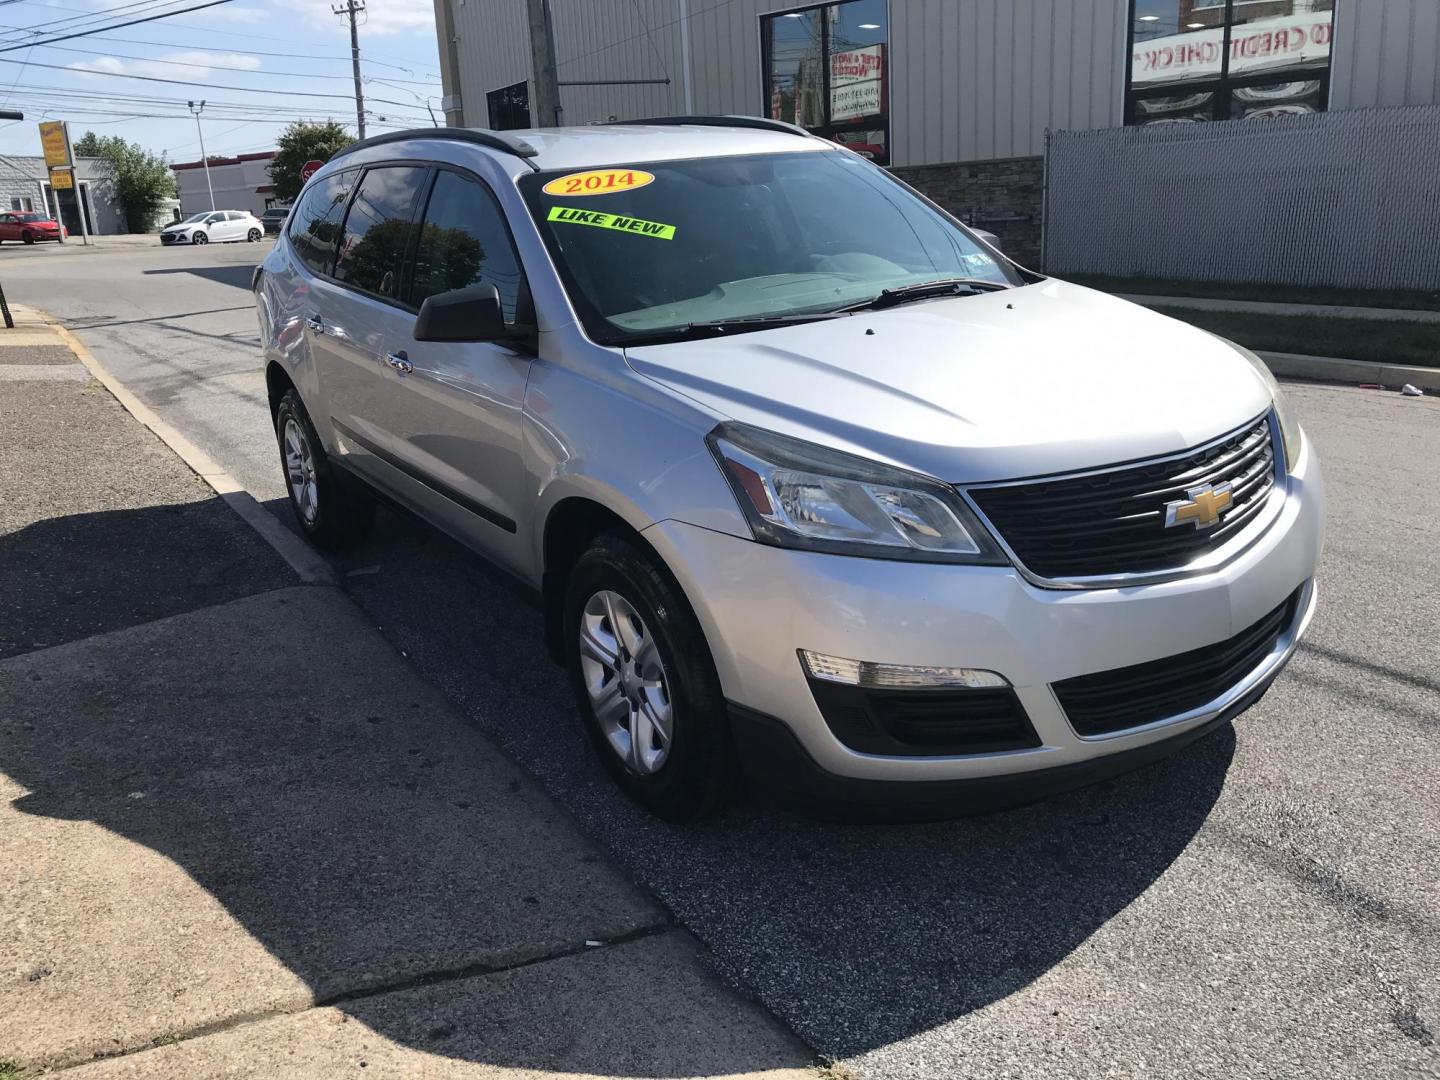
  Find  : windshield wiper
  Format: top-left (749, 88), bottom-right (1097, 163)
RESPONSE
top-left (618, 312), bottom-right (848, 345)
top-left (835, 277), bottom-right (1011, 313)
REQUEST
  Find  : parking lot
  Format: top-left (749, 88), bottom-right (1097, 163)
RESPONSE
top-left (4, 242), bottom-right (1437, 1078)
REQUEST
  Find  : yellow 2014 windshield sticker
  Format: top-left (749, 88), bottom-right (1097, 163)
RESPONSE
top-left (548, 205), bottom-right (676, 241)
top-left (542, 168), bottom-right (655, 196)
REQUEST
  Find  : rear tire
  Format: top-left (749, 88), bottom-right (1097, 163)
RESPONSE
top-left (274, 389), bottom-right (375, 550)
top-left (193, 232), bottom-right (209, 245)
top-left (562, 532), bottom-right (735, 821)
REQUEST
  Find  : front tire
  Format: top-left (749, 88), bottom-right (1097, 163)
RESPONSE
top-left (193, 231), bottom-right (209, 245)
top-left (22, 231), bottom-right (35, 245)
top-left (274, 389), bottom-right (375, 549)
top-left (247, 228), bottom-right (262, 242)
top-left (563, 533), bottom-right (735, 820)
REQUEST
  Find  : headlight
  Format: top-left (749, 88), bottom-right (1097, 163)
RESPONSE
top-left (1224, 339), bottom-right (1302, 471)
top-left (707, 423), bottom-right (1005, 564)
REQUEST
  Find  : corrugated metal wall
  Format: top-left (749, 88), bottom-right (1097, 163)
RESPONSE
top-left (1044, 104), bottom-right (1440, 290)
top-left (1331, 0), bottom-right (1440, 109)
top-left (449, 0), bottom-right (1127, 163)
top-left (446, 0), bottom-right (1440, 164)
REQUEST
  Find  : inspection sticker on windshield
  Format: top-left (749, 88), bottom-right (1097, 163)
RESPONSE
top-left (542, 168), bottom-right (655, 196)
top-left (548, 205), bottom-right (676, 240)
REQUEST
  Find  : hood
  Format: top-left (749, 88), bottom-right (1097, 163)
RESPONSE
top-left (623, 280), bottom-right (1273, 484)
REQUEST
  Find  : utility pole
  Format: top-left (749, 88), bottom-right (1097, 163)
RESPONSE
top-left (525, 0), bottom-right (561, 127)
top-left (188, 100), bottom-right (216, 211)
top-left (334, 0), bottom-right (367, 138)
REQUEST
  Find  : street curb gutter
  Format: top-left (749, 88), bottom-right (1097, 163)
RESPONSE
top-left (44, 315), bottom-right (337, 586)
top-left (1259, 350), bottom-right (1439, 392)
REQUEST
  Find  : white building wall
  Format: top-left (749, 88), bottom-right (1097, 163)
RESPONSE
top-left (172, 155), bottom-right (278, 217)
top-left (1331, 0), bottom-right (1440, 109)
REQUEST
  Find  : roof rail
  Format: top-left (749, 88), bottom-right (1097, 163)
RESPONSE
top-left (609, 115), bottom-right (820, 140)
top-left (328, 126), bottom-right (539, 163)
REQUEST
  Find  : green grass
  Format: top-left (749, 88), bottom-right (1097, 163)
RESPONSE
top-left (0, 1058), bottom-right (25, 1080)
top-left (1152, 306), bottom-right (1440, 368)
top-left (1065, 274), bottom-right (1440, 313)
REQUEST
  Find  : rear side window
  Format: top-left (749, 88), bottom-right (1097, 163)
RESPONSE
top-left (288, 170), bottom-right (356, 276)
top-left (332, 166), bottom-right (429, 301)
top-left (407, 170), bottom-right (524, 320)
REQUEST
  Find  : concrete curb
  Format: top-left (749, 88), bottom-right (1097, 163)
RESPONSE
top-left (1259, 350), bottom-right (1439, 392)
top-left (35, 308), bottom-right (337, 585)
top-left (1124, 292), bottom-right (1440, 324)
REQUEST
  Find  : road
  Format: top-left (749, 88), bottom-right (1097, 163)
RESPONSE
top-left (8, 242), bottom-right (1439, 1079)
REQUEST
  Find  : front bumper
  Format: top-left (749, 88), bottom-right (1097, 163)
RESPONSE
top-left (644, 433), bottom-right (1323, 794)
top-left (160, 232), bottom-right (191, 244)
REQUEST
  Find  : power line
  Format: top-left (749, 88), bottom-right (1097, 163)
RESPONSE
top-left (0, 0), bottom-right (237, 55)
top-left (27, 42), bottom-right (441, 85)
top-left (7, 0), bottom-right (185, 37)
top-left (0, 54), bottom-right (431, 113)
top-left (0, 24), bottom-right (441, 76)
top-left (28, 42), bottom-right (364, 79)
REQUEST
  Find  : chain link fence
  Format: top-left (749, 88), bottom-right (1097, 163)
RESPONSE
top-left (1043, 105), bottom-right (1440, 291)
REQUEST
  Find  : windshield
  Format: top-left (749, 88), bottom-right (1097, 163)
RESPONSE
top-left (179, 213), bottom-right (209, 225)
top-left (13, 213), bottom-right (45, 223)
top-left (520, 150), bottom-right (1021, 345)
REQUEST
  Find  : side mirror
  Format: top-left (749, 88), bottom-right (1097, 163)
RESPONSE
top-left (414, 283), bottom-right (530, 344)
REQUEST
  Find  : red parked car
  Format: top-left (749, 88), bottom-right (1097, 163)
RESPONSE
top-left (0, 211), bottom-right (66, 244)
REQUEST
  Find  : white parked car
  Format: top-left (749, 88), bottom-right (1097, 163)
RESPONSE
top-left (161, 210), bottom-right (264, 246)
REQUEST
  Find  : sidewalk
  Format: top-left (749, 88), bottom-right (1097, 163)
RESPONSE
top-left (0, 234), bottom-right (176, 257)
top-left (0, 312), bottom-right (819, 1078)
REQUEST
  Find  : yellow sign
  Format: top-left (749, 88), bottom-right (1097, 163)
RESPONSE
top-left (542, 168), bottom-right (655, 197)
top-left (547, 205), bottom-right (675, 241)
top-left (49, 167), bottom-right (74, 191)
top-left (39, 121), bottom-right (71, 169)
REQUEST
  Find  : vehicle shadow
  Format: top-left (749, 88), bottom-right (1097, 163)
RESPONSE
top-left (142, 264), bottom-right (260, 290)
top-left (0, 497), bottom-right (1234, 1072)
top-left (310, 499), bottom-right (1239, 1061)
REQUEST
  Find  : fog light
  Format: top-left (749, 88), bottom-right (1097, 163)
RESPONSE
top-left (798, 650), bottom-right (1009, 690)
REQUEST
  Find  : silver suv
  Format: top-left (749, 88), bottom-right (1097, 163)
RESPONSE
top-left (254, 118), bottom-right (1323, 820)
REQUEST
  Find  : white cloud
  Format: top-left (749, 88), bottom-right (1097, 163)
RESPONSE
top-left (291, 0), bottom-right (435, 38)
top-left (68, 51), bottom-right (264, 80)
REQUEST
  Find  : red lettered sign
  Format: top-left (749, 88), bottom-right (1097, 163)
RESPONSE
top-left (300, 159), bottom-right (324, 183)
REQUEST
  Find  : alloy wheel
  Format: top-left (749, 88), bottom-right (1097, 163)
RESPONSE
top-left (282, 416), bottom-right (318, 524)
top-left (579, 589), bottom-right (674, 775)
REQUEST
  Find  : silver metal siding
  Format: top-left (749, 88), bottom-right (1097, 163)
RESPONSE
top-left (453, 0), bottom-right (532, 123)
top-left (1332, 0), bottom-right (1440, 109)
top-left (551, 0), bottom-right (685, 124)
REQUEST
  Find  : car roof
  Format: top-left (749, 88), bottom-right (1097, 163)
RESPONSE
top-left (504, 123), bottom-right (830, 171)
top-left (327, 120), bottom-right (833, 177)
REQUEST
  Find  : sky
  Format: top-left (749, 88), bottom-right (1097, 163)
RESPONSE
top-left (0, 0), bottom-right (444, 161)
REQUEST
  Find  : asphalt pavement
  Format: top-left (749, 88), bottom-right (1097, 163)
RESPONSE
top-left (5, 243), bottom-right (1438, 1078)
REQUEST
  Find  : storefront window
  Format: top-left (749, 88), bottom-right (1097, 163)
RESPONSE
top-left (1127, 0), bottom-right (1335, 125)
top-left (761, 0), bottom-right (888, 164)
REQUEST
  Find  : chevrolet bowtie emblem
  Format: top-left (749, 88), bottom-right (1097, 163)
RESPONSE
top-left (1164, 483), bottom-right (1234, 530)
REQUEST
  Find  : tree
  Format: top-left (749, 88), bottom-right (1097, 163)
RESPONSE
top-left (73, 132), bottom-right (177, 233)
top-left (270, 120), bottom-right (355, 204)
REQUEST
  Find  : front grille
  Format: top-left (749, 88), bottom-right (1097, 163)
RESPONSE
top-left (968, 416), bottom-right (1278, 580)
top-left (807, 680), bottom-right (1040, 756)
top-left (1052, 586), bottom-right (1301, 737)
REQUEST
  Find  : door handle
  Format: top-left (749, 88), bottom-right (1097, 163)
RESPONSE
top-left (385, 351), bottom-right (413, 374)
top-left (304, 314), bottom-right (324, 333)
